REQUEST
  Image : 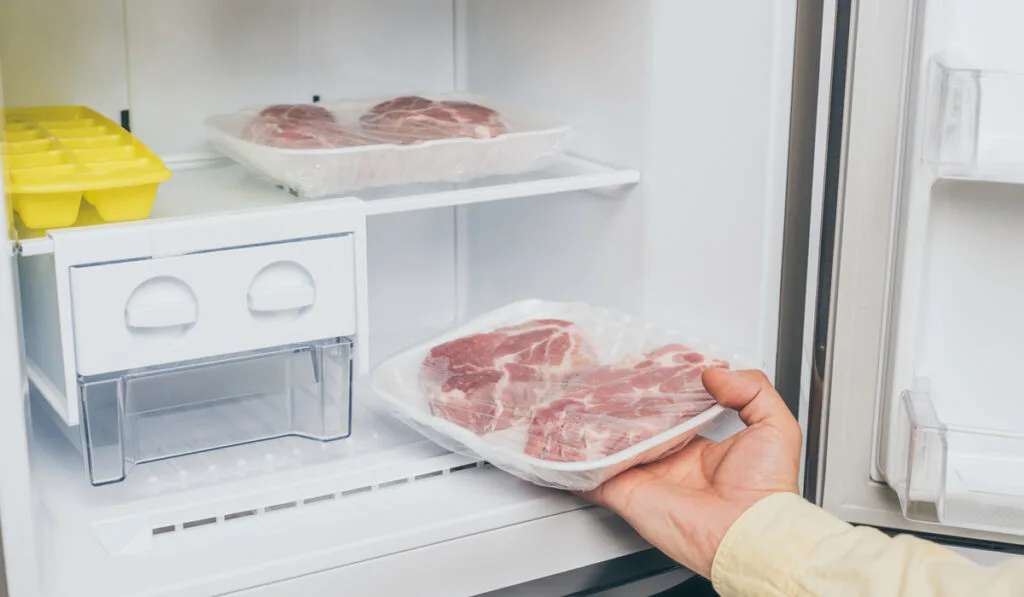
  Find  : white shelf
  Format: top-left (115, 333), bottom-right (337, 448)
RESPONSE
top-left (15, 156), bottom-right (639, 257)
top-left (29, 381), bottom-right (601, 597)
top-left (358, 154), bottom-right (640, 215)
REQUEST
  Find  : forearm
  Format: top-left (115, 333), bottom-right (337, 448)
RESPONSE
top-left (711, 493), bottom-right (1024, 597)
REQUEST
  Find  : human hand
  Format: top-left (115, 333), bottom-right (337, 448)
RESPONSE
top-left (584, 369), bottom-right (802, 579)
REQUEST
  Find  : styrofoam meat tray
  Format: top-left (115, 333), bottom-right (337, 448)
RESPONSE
top-left (205, 93), bottom-right (573, 199)
top-left (371, 300), bottom-right (754, 491)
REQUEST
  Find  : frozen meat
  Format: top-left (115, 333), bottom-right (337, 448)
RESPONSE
top-left (361, 96), bottom-right (509, 142)
top-left (258, 104), bottom-right (336, 122)
top-left (420, 320), bottom-right (597, 435)
top-left (524, 345), bottom-right (729, 462)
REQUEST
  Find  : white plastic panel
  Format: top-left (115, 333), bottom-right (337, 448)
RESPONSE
top-left (938, 0), bottom-right (1024, 72)
top-left (70, 235), bottom-right (356, 375)
top-left (463, 0), bottom-right (795, 368)
top-left (125, 0), bottom-right (456, 154)
top-left (308, 0), bottom-right (455, 100)
top-left (125, 0), bottom-right (315, 154)
top-left (366, 210), bottom-right (457, 363)
top-left (462, 0), bottom-right (650, 317)
top-left (0, 0), bottom-right (128, 121)
top-left (643, 0), bottom-right (795, 364)
top-left (915, 183), bottom-right (1024, 434)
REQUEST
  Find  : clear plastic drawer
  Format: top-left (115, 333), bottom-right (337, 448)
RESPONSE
top-left (78, 338), bottom-right (353, 485)
top-left (893, 382), bottom-right (1024, 535)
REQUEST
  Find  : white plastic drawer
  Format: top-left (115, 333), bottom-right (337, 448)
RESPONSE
top-left (70, 235), bottom-right (356, 376)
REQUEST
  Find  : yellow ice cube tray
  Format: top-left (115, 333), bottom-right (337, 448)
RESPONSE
top-left (2, 106), bottom-right (171, 230)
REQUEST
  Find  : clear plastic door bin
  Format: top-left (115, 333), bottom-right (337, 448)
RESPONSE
top-left (77, 338), bottom-right (353, 485)
top-left (893, 382), bottom-right (1024, 535)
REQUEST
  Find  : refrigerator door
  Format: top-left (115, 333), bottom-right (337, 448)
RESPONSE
top-left (810, 0), bottom-right (1024, 547)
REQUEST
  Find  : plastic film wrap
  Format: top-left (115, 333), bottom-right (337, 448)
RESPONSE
top-left (372, 300), bottom-right (757, 491)
top-left (206, 94), bottom-right (572, 198)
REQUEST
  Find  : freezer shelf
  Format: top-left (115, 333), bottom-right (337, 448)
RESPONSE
top-left (925, 58), bottom-right (1024, 184)
top-left (892, 381), bottom-right (1024, 535)
top-left (16, 157), bottom-right (639, 257)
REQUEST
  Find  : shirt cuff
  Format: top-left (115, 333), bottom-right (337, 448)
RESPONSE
top-left (710, 492), bottom-right (852, 597)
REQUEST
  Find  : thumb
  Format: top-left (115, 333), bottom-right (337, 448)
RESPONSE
top-left (702, 369), bottom-right (797, 434)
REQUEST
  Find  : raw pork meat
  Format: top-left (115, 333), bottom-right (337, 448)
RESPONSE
top-left (361, 96), bottom-right (509, 142)
top-left (242, 119), bottom-right (372, 149)
top-left (242, 103), bottom-right (366, 149)
top-left (258, 104), bottom-right (336, 122)
top-left (525, 345), bottom-right (729, 463)
top-left (420, 320), bottom-right (597, 435)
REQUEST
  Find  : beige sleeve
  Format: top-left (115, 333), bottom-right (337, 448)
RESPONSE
top-left (711, 492), bottom-right (1024, 597)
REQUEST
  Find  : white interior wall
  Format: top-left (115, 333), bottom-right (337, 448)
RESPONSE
top-left (0, 0), bottom-right (127, 121)
top-left (125, 0), bottom-right (455, 154)
top-left (125, 0), bottom-right (315, 154)
top-left (919, 181), bottom-right (1024, 433)
top-left (462, 0), bottom-right (649, 317)
top-left (464, 0), bottom-right (796, 367)
top-left (644, 0), bottom-right (795, 365)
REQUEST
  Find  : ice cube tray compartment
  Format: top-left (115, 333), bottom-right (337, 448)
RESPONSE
top-left (2, 106), bottom-right (171, 231)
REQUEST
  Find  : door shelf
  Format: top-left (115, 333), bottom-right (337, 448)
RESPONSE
top-left (926, 58), bottom-right (1024, 184)
top-left (893, 381), bottom-right (1024, 535)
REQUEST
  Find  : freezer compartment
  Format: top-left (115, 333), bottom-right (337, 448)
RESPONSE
top-left (925, 58), bottom-right (1024, 183)
top-left (70, 233), bottom-right (357, 376)
top-left (892, 381), bottom-right (1024, 535)
top-left (76, 338), bottom-right (353, 486)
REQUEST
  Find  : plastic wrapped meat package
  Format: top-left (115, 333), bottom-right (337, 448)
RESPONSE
top-left (205, 94), bottom-right (572, 198)
top-left (372, 301), bottom-right (757, 491)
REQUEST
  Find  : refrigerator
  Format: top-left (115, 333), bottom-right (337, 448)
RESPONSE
top-left (0, 0), bottom-right (1015, 596)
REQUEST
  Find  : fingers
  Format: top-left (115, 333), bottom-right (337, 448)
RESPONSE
top-left (702, 369), bottom-right (799, 438)
top-left (577, 470), bottom-right (641, 515)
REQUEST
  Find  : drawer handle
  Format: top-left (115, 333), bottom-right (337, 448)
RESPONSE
top-left (247, 284), bottom-right (316, 313)
top-left (124, 276), bottom-right (199, 330)
top-left (126, 301), bottom-right (199, 330)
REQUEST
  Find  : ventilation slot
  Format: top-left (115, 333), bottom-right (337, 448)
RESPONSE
top-left (149, 461), bottom-right (488, 539)
top-left (450, 462), bottom-right (481, 474)
top-left (266, 502), bottom-right (297, 512)
top-left (182, 517), bottom-right (217, 530)
top-left (341, 486), bottom-right (373, 497)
